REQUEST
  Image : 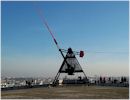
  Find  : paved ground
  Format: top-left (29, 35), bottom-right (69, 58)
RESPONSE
top-left (1, 86), bottom-right (129, 99)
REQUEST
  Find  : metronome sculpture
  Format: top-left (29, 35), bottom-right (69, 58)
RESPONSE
top-left (53, 48), bottom-right (88, 85)
top-left (38, 10), bottom-right (88, 86)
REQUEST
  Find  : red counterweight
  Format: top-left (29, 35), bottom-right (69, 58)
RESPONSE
top-left (80, 51), bottom-right (84, 57)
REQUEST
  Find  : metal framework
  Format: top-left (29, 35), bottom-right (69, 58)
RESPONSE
top-left (52, 48), bottom-right (88, 86)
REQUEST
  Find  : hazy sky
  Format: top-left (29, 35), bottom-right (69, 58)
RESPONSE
top-left (1, 1), bottom-right (129, 77)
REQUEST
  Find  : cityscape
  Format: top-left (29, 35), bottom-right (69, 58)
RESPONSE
top-left (1, 75), bottom-right (129, 90)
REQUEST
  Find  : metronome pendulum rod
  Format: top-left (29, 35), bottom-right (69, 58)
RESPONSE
top-left (37, 9), bottom-right (79, 75)
top-left (37, 9), bottom-right (66, 85)
top-left (37, 8), bottom-right (72, 74)
top-left (37, 9), bottom-right (66, 59)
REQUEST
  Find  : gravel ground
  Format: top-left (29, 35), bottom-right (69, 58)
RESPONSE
top-left (1, 86), bottom-right (129, 99)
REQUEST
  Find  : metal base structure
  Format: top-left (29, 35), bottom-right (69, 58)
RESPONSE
top-left (52, 48), bottom-right (88, 86)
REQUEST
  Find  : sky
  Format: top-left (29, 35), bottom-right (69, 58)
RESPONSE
top-left (1, 1), bottom-right (129, 78)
